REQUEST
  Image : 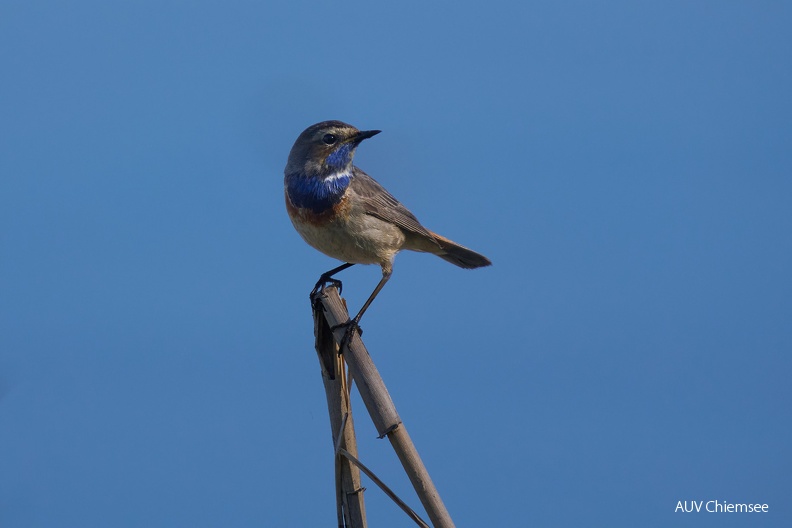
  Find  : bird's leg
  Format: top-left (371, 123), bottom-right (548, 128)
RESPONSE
top-left (311, 262), bottom-right (356, 297)
top-left (331, 269), bottom-right (392, 353)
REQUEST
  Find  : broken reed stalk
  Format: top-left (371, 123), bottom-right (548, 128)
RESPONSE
top-left (313, 298), bottom-right (367, 528)
top-left (337, 446), bottom-right (430, 528)
top-left (312, 286), bottom-right (456, 528)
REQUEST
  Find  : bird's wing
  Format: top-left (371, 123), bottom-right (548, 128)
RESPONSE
top-left (349, 168), bottom-right (438, 242)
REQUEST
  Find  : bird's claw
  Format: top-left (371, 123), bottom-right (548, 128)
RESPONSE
top-left (330, 320), bottom-right (363, 352)
top-left (311, 277), bottom-right (343, 298)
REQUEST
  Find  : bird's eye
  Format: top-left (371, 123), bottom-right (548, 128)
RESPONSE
top-left (322, 133), bottom-right (337, 145)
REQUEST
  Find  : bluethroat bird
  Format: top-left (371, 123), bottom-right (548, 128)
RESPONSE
top-left (285, 120), bottom-right (491, 346)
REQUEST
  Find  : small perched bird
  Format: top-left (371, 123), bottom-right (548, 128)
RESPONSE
top-left (284, 120), bottom-right (491, 344)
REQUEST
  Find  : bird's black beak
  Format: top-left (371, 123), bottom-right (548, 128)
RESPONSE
top-left (351, 129), bottom-right (381, 144)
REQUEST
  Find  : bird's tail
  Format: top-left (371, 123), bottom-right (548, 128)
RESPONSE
top-left (429, 231), bottom-right (492, 269)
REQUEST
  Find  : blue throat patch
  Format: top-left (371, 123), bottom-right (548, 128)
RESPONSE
top-left (325, 143), bottom-right (354, 169)
top-left (286, 172), bottom-right (351, 213)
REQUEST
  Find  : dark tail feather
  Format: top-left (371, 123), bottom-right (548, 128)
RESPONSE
top-left (430, 231), bottom-right (492, 269)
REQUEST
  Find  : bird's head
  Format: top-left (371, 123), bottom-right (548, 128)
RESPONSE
top-left (285, 120), bottom-right (381, 177)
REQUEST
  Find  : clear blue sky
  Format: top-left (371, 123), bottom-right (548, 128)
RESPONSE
top-left (1, 2), bottom-right (790, 526)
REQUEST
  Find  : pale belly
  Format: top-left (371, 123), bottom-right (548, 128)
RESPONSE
top-left (290, 213), bottom-right (406, 269)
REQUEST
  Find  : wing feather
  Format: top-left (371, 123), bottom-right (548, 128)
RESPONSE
top-left (349, 168), bottom-right (438, 244)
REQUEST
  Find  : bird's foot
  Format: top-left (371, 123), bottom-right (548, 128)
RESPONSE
top-left (310, 276), bottom-right (343, 298)
top-left (329, 320), bottom-right (363, 353)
